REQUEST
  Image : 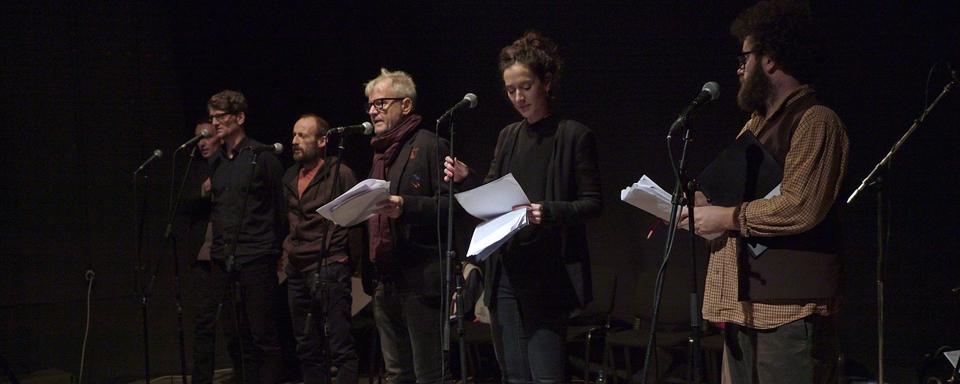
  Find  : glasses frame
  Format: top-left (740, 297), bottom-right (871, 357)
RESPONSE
top-left (366, 97), bottom-right (405, 113)
top-left (208, 112), bottom-right (234, 123)
top-left (737, 49), bottom-right (762, 69)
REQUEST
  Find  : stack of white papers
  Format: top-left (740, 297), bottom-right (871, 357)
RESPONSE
top-left (621, 175), bottom-right (673, 222)
top-left (455, 173), bottom-right (530, 261)
top-left (620, 175), bottom-right (718, 240)
top-left (316, 179), bottom-right (391, 227)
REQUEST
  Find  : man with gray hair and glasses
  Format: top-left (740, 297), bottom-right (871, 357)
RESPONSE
top-left (364, 68), bottom-right (450, 384)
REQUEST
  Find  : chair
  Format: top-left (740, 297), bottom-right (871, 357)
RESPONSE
top-left (450, 262), bottom-right (498, 382)
top-left (600, 265), bottom-right (723, 384)
top-left (602, 322), bottom-right (685, 384)
top-left (567, 266), bottom-right (619, 384)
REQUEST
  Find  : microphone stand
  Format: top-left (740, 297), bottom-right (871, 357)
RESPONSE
top-left (439, 114), bottom-right (468, 384)
top-left (133, 159), bottom-right (154, 384)
top-left (222, 148), bottom-right (264, 384)
top-left (159, 145), bottom-right (199, 383)
top-left (639, 120), bottom-right (703, 384)
top-left (302, 133), bottom-right (347, 384)
top-left (846, 72), bottom-right (957, 384)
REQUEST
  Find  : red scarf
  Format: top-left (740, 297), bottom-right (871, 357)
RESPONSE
top-left (367, 114), bottom-right (422, 265)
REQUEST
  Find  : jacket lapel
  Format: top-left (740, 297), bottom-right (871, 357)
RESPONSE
top-left (305, 158), bottom-right (331, 195)
top-left (283, 164), bottom-right (300, 197)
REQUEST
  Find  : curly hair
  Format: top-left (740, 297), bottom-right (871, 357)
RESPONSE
top-left (731, 0), bottom-right (824, 84)
top-left (498, 31), bottom-right (563, 84)
top-left (207, 89), bottom-right (248, 114)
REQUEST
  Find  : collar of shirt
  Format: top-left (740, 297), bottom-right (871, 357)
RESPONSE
top-left (221, 136), bottom-right (253, 160)
top-left (752, 85), bottom-right (814, 124)
top-left (743, 85), bottom-right (815, 135)
top-left (297, 158), bottom-right (329, 197)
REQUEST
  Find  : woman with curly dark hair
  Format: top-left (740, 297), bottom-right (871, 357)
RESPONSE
top-left (445, 31), bottom-right (602, 383)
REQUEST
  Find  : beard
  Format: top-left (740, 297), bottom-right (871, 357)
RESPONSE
top-left (737, 64), bottom-right (772, 114)
top-left (293, 146), bottom-right (318, 163)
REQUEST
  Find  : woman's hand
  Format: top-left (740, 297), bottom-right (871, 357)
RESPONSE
top-left (513, 203), bottom-right (543, 225)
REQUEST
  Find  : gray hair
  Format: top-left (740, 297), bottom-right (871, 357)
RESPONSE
top-left (364, 68), bottom-right (417, 103)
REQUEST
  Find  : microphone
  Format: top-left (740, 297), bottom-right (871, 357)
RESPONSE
top-left (178, 128), bottom-right (213, 150)
top-left (668, 81), bottom-right (720, 137)
top-left (328, 122), bottom-right (374, 136)
top-left (436, 93), bottom-right (478, 124)
top-left (134, 149), bottom-right (163, 175)
top-left (245, 143), bottom-right (284, 154)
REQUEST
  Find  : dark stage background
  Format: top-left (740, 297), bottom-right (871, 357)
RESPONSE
top-left (2, 1), bottom-right (958, 382)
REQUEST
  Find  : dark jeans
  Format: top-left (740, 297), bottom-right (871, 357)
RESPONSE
top-left (373, 282), bottom-right (445, 384)
top-left (722, 315), bottom-right (839, 384)
top-left (490, 273), bottom-right (567, 384)
top-left (213, 256), bottom-right (283, 384)
top-left (192, 261), bottom-right (243, 384)
top-left (287, 262), bottom-right (359, 384)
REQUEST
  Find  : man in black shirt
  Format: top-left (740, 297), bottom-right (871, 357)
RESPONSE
top-left (183, 120), bottom-right (244, 384)
top-left (207, 90), bottom-right (286, 384)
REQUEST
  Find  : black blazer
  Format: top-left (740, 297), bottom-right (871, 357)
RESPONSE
top-left (367, 127), bottom-right (451, 298)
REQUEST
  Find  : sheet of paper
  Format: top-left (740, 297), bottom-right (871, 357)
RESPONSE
top-left (620, 175), bottom-right (674, 222)
top-left (467, 208), bottom-right (528, 261)
top-left (455, 173), bottom-right (529, 220)
top-left (746, 183), bottom-right (783, 256)
top-left (620, 175), bottom-right (718, 240)
top-left (316, 178), bottom-right (390, 227)
top-left (456, 173), bottom-right (532, 260)
top-left (945, 350), bottom-right (960, 368)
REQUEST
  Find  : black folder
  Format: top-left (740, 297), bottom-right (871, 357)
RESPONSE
top-left (697, 131), bottom-right (782, 257)
top-left (697, 131), bottom-right (782, 207)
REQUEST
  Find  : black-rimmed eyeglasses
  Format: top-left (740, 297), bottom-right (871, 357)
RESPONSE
top-left (366, 98), bottom-right (404, 113)
top-left (737, 49), bottom-right (762, 69)
top-left (207, 112), bottom-right (233, 123)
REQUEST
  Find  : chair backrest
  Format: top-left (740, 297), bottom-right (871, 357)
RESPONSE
top-left (577, 266), bottom-right (618, 320)
top-left (630, 267), bottom-right (692, 330)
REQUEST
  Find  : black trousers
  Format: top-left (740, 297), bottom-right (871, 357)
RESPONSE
top-left (373, 281), bottom-right (446, 384)
top-left (490, 272), bottom-right (567, 384)
top-left (287, 262), bottom-right (359, 384)
top-left (191, 260), bottom-right (243, 384)
top-left (212, 256), bottom-right (283, 384)
top-left (722, 315), bottom-right (839, 384)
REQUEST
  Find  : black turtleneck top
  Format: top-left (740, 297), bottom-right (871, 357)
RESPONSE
top-left (508, 114), bottom-right (558, 203)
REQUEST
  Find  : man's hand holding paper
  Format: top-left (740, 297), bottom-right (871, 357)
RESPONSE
top-left (316, 178), bottom-right (391, 227)
top-left (677, 205), bottom-right (738, 237)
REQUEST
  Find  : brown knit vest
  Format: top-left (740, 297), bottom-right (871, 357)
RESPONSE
top-left (740, 91), bottom-right (842, 301)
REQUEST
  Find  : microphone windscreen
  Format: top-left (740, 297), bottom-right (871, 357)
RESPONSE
top-left (200, 128), bottom-right (213, 138)
top-left (362, 122), bottom-right (374, 135)
top-left (702, 81), bottom-right (720, 101)
top-left (464, 93), bottom-right (478, 108)
top-left (153, 149), bottom-right (163, 158)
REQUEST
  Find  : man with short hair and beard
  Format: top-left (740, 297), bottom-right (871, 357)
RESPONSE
top-left (677, 1), bottom-right (849, 382)
top-left (282, 114), bottom-right (360, 384)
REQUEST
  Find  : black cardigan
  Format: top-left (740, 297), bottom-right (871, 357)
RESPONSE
top-left (464, 117), bottom-right (602, 319)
